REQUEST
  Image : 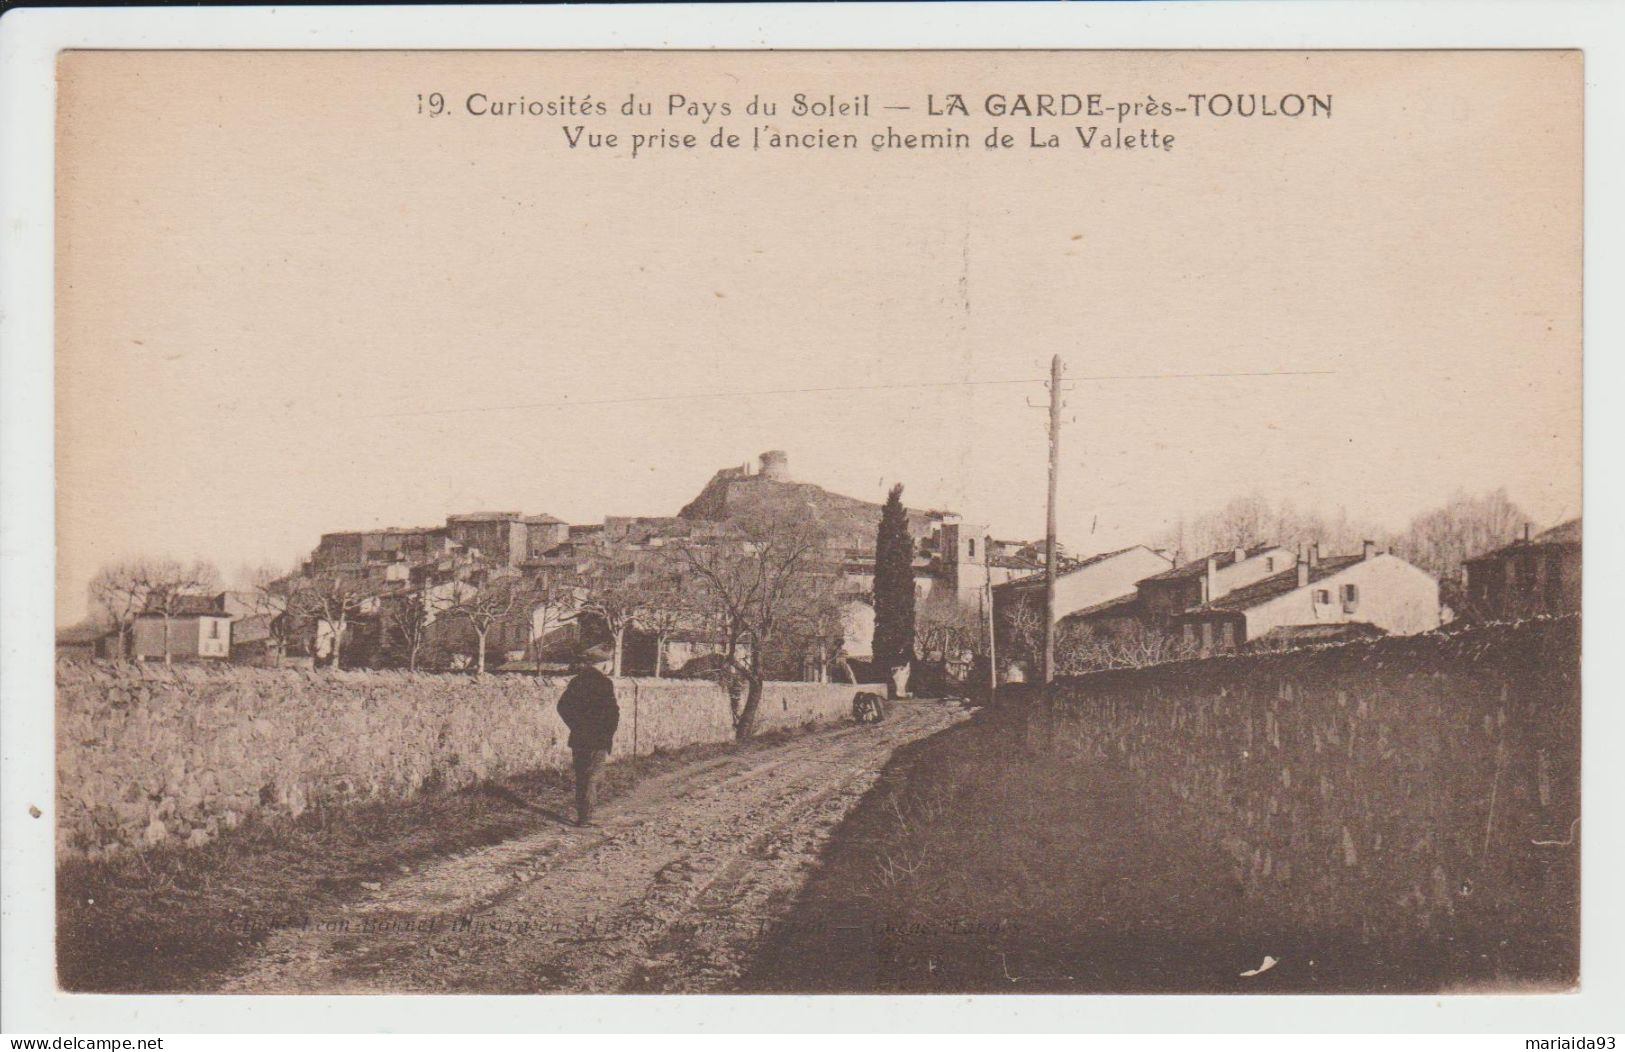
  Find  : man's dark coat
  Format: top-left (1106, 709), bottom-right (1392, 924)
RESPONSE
top-left (557, 666), bottom-right (620, 751)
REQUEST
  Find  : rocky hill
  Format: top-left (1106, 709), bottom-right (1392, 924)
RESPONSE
top-left (677, 454), bottom-right (936, 547)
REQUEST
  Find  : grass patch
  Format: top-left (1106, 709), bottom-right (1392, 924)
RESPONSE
top-left (58, 725), bottom-right (815, 993)
top-left (745, 704), bottom-right (1576, 994)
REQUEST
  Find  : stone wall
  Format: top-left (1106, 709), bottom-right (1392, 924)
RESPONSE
top-left (56, 665), bottom-right (856, 859)
top-left (1037, 617), bottom-right (1579, 949)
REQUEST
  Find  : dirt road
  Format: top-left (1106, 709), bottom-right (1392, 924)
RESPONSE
top-left (218, 697), bottom-right (969, 994)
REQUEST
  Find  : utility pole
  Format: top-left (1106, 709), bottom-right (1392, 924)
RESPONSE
top-left (1043, 354), bottom-right (1063, 685)
top-left (983, 534), bottom-right (998, 701)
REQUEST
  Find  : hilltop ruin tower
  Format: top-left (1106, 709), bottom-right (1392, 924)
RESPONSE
top-left (758, 449), bottom-right (790, 482)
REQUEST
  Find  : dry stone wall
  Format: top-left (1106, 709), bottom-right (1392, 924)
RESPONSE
top-left (1038, 617), bottom-right (1580, 948)
top-left (56, 665), bottom-right (855, 859)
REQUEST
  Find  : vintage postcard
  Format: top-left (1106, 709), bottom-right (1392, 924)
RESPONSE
top-left (47, 45), bottom-right (1581, 1001)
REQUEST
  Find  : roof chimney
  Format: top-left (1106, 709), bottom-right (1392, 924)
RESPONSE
top-left (1297, 559), bottom-right (1310, 588)
top-left (1523, 522), bottom-right (1532, 542)
top-left (1309, 543), bottom-right (1320, 568)
top-left (1233, 546), bottom-right (1247, 564)
top-left (1363, 539), bottom-right (1378, 561)
top-left (1205, 555), bottom-right (1219, 601)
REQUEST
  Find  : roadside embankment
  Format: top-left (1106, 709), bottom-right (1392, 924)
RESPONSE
top-left (750, 617), bottom-right (1578, 992)
top-left (56, 662), bottom-right (854, 858)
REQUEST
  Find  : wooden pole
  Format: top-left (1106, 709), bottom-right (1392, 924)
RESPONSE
top-left (983, 533), bottom-right (998, 700)
top-left (1042, 354), bottom-right (1063, 685)
top-left (631, 678), bottom-right (641, 777)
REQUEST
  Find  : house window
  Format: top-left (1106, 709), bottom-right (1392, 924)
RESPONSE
top-left (1340, 584), bottom-right (1359, 603)
top-left (209, 620), bottom-right (220, 639)
top-left (1266, 557), bottom-right (1276, 572)
top-left (1314, 589), bottom-right (1332, 605)
top-left (1220, 622), bottom-right (1236, 648)
top-left (968, 538), bottom-right (975, 559)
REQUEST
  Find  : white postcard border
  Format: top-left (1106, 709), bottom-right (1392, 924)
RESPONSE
top-left (2, 0), bottom-right (1621, 1035)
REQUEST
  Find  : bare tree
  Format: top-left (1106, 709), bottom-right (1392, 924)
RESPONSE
top-left (132, 559), bottom-right (222, 665)
top-left (1055, 619), bottom-right (1196, 675)
top-left (676, 515), bottom-right (835, 740)
top-left (242, 562), bottom-right (295, 660)
top-left (524, 570), bottom-right (580, 676)
top-left (447, 575), bottom-right (526, 676)
top-left (1156, 493), bottom-right (1385, 562)
top-left (1391, 488), bottom-right (1528, 584)
top-left (638, 564), bottom-right (697, 678)
top-left (917, 596), bottom-right (982, 663)
top-left (1159, 486), bottom-right (1529, 615)
top-left (775, 567), bottom-right (848, 683)
top-left (89, 560), bottom-right (155, 660)
top-left (285, 572), bottom-right (379, 669)
top-left (578, 556), bottom-right (650, 677)
top-left (381, 586), bottom-right (449, 672)
top-left (912, 596), bottom-right (984, 691)
top-left (1001, 600), bottom-right (1046, 678)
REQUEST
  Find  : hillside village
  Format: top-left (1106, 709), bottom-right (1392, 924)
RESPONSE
top-left (60, 450), bottom-right (1583, 684)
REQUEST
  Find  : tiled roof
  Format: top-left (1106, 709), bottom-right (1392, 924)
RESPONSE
top-left (139, 594), bottom-right (225, 617)
top-left (230, 614), bottom-right (276, 644)
top-left (322, 526), bottom-right (445, 540)
top-left (1137, 543), bottom-right (1281, 584)
top-left (523, 513), bottom-right (565, 526)
top-left (56, 622), bottom-right (113, 645)
top-left (999, 547), bottom-right (1144, 589)
top-left (1250, 622), bottom-right (1387, 646)
top-left (1059, 593), bottom-right (1142, 624)
top-left (1465, 518), bottom-right (1582, 564)
top-left (1536, 519), bottom-right (1582, 545)
top-left (1180, 555), bottom-right (1363, 615)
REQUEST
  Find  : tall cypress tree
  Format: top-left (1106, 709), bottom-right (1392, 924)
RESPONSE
top-left (872, 483), bottom-right (916, 671)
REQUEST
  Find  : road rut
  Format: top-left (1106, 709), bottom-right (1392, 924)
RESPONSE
top-left (218, 697), bottom-right (970, 993)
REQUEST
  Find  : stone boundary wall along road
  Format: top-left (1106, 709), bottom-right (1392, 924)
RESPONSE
top-left (56, 664), bottom-right (857, 859)
top-left (1037, 616), bottom-right (1579, 956)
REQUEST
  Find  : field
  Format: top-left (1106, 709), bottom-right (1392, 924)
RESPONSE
top-left (59, 701), bottom-right (969, 993)
top-left (57, 618), bottom-right (1578, 994)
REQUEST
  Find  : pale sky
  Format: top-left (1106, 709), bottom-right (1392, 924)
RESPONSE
top-left (55, 50), bottom-right (1581, 625)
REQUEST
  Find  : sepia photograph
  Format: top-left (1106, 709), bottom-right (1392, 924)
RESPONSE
top-left (8, 23), bottom-right (1605, 1028)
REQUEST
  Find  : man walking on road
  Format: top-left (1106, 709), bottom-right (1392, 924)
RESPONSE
top-left (557, 643), bottom-right (619, 827)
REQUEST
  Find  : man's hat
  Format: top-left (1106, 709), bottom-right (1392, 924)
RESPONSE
top-left (576, 643), bottom-right (614, 664)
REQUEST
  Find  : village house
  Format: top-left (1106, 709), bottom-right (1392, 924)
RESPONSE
top-left (1057, 592), bottom-right (1147, 638)
top-left (1461, 519), bottom-right (1581, 620)
top-left (130, 594), bottom-right (234, 662)
top-left (228, 613), bottom-right (287, 666)
top-left (1171, 542), bottom-right (1441, 654)
top-left (522, 513), bottom-right (570, 557)
top-left (1045, 544), bottom-right (1308, 646)
top-left (309, 524), bottom-right (460, 578)
top-left (279, 449), bottom-right (1051, 677)
top-left (444, 512), bottom-right (531, 569)
top-left (986, 538), bottom-right (1066, 587)
top-left (1134, 543), bottom-right (1298, 627)
top-left (992, 545), bottom-right (1176, 665)
top-left (55, 623), bottom-right (119, 662)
